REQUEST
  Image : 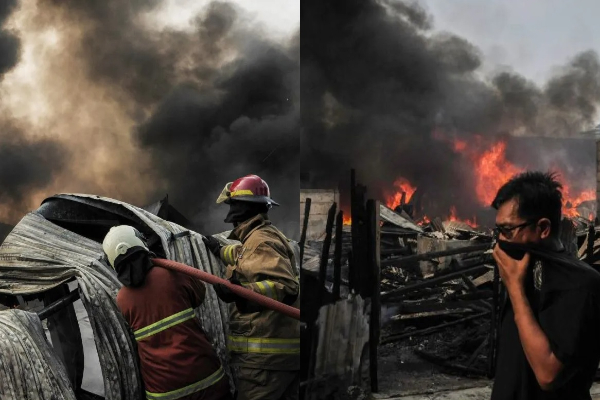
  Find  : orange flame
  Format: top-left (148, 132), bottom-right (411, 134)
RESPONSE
top-left (417, 214), bottom-right (431, 226)
top-left (386, 177), bottom-right (417, 210)
top-left (448, 136), bottom-right (595, 219)
top-left (343, 215), bottom-right (352, 225)
top-left (471, 141), bottom-right (524, 207)
top-left (447, 206), bottom-right (478, 228)
top-left (561, 187), bottom-right (595, 218)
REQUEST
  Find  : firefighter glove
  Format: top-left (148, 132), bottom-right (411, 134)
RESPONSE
top-left (213, 275), bottom-right (243, 303)
top-left (202, 235), bottom-right (222, 257)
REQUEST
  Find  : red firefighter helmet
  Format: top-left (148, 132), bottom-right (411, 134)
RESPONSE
top-left (216, 174), bottom-right (280, 206)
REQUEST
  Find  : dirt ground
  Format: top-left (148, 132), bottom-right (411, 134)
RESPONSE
top-left (372, 342), bottom-right (600, 400)
top-left (373, 342), bottom-right (489, 399)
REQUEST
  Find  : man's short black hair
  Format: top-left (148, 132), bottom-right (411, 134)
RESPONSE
top-left (491, 171), bottom-right (563, 237)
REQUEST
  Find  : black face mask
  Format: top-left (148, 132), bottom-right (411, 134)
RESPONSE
top-left (224, 201), bottom-right (269, 224)
top-left (113, 247), bottom-right (154, 287)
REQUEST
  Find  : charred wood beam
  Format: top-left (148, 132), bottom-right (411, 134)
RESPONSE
top-left (381, 270), bottom-right (407, 285)
top-left (488, 264), bottom-right (501, 378)
top-left (381, 228), bottom-right (419, 236)
top-left (381, 265), bottom-right (489, 302)
top-left (587, 224), bottom-right (595, 265)
top-left (307, 202), bottom-right (336, 392)
top-left (395, 299), bottom-right (494, 314)
top-left (38, 289), bottom-right (81, 321)
top-left (461, 274), bottom-right (478, 292)
top-left (380, 311), bottom-right (490, 344)
top-left (414, 349), bottom-right (487, 377)
top-left (317, 202), bottom-right (337, 308)
top-left (367, 199), bottom-right (381, 393)
top-left (333, 210), bottom-right (343, 300)
top-left (465, 337), bottom-right (489, 370)
top-left (380, 247), bottom-right (411, 256)
top-left (350, 169), bottom-right (368, 295)
top-left (299, 198), bottom-right (311, 268)
top-left (381, 243), bottom-right (491, 268)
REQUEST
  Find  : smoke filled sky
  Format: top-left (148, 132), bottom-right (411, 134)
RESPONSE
top-left (301, 0), bottom-right (600, 223)
top-left (422, 0), bottom-right (600, 87)
top-left (0, 0), bottom-right (299, 237)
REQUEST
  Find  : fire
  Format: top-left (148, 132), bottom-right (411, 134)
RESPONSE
top-left (447, 206), bottom-right (478, 228)
top-left (467, 140), bottom-right (524, 207)
top-left (416, 214), bottom-right (431, 226)
top-left (561, 187), bottom-right (595, 218)
top-left (386, 177), bottom-right (417, 210)
top-left (448, 136), bottom-right (596, 219)
top-left (343, 214), bottom-right (352, 225)
top-left (383, 133), bottom-right (596, 227)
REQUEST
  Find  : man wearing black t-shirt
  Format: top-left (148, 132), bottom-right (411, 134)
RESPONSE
top-left (490, 171), bottom-right (600, 400)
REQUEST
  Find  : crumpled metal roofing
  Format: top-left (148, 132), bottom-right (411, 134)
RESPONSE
top-left (0, 309), bottom-right (76, 400)
top-left (0, 194), bottom-right (232, 400)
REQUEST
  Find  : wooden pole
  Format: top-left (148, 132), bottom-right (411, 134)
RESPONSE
top-left (367, 199), bottom-right (381, 393)
top-left (317, 203), bottom-right (337, 308)
top-left (307, 202), bottom-right (337, 397)
top-left (299, 198), bottom-right (312, 269)
top-left (333, 210), bottom-right (344, 300)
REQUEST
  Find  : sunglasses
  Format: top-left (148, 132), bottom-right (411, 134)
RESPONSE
top-left (493, 220), bottom-right (537, 240)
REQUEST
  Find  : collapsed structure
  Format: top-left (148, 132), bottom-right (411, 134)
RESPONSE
top-left (300, 173), bottom-right (600, 399)
top-left (0, 194), bottom-right (234, 400)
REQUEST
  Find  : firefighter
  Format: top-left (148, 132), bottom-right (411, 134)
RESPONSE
top-left (202, 174), bottom-right (300, 400)
top-left (102, 225), bottom-right (232, 400)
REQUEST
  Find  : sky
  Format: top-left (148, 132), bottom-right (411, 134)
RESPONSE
top-left (423, 0), bottom-right (600, 88)
top-left (152, 0), bottom-right (299, 39)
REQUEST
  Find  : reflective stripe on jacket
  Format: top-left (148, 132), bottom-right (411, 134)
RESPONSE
top-left (145, 366), bottom-right (225, 400)
top-left (220, 214), bottom-right (300, 370)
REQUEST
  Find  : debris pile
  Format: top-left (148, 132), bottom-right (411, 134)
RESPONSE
top-left (304, 201), bottom-right (598, 379)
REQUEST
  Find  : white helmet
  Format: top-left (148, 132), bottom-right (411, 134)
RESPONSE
top-left (102, 225), bottom-right (148, 269)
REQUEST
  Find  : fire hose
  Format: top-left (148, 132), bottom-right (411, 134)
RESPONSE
top-left (152, 258), bottom-right (300, 321)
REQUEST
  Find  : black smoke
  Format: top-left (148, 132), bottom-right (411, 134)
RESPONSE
top-left (39, 1), bottom-right (300, 237)
top-left (301, 0), bottom-right (600, 224)
top-left (0, 0), bottom-right (67, 222)
top-left (0, 0), bottom-right (19, 77)
top-left (0, 124), bottom-right (66, 221)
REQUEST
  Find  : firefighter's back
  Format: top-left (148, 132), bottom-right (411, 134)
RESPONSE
top-left (117, 266), bottom-right (231, 400)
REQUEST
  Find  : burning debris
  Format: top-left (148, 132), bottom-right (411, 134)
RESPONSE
top-left (301, 0), bottom-right (599, 227)
top-left (301, 169), bottom-right (600, 398)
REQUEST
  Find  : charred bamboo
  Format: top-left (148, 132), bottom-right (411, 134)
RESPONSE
top-left (380, 311), bottom-right (490, 344)
top-left (381, 265), bottom-right (489, 301)
top-left (381, 243), bottom-right (491, 268)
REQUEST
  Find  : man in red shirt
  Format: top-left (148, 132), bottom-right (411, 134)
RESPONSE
top-left (102, 225), bottom-right (232, 400)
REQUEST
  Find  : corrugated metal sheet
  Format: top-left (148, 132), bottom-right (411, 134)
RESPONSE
top-left (313, 295), bottom-right (369, 383)
top-left (0, 194), bottom-right (233, 400)
top-left (0, 309), bottom-right (76, 400)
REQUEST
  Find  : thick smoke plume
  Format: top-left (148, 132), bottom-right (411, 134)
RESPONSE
top-left (301, 0), bottom-right (599, 223)
top-left (0, 0), bottom-right (299, 237)
top-left (0, 0), bottom-right (68, 223)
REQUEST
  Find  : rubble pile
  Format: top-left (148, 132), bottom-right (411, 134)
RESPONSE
top-left (303, 202), bottom-right (598, 378)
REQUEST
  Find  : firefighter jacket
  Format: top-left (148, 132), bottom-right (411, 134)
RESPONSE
top-left (219, 213), bottom-right (300, 371)
top-left (117, 266), bottom-right (230, 400)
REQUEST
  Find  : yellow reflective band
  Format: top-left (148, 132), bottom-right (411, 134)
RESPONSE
top-left (228, 336), bottom-right (300, 354)
top-left (255, 281), bottom-right (277, 300)
top-left (145, 366), bottom-right (225, 400)
top-left (134, 308), bottom-right (195, 341)
top-left (230, 189), bottom-right (254, 198)
top-left (222, 245), bottom-right (237, 265)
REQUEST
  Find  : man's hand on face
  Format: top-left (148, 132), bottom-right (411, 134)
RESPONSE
top-left (493, 243), bottom-right (530, 292)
